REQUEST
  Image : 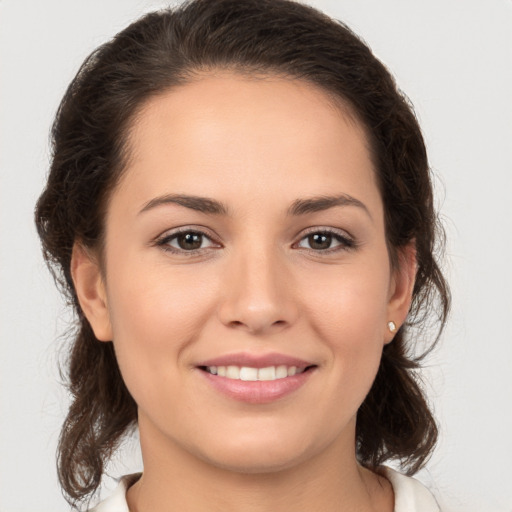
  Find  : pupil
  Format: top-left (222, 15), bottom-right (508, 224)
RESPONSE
top-left (310, 233), bottom-right (331, 250)
top-left (178, 233), bottom-right (202, 250)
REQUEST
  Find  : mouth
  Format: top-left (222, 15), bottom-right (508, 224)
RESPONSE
top-left (199, 364), bottom-right (315, 381)
top-left (195, 354), bottom-right (317, 403)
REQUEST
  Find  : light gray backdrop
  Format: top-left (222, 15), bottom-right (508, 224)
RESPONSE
top-left (1, 1), bottom-right (511, 511)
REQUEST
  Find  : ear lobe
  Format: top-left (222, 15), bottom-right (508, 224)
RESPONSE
top-left (386, 242), bottom-right (417, 343)
top-left (71, 242), bottom-right (113, 342)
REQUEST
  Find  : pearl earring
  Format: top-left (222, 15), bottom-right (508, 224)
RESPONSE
top-left (388, 321), bottom-right (397, 333)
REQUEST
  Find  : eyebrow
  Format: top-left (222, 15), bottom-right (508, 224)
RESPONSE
top-left (139, 193), bottom-right (371, 219)
top-left (139, 194), bottom-right (230, 216)
top-left (287, 194), bottom-right (371, 218)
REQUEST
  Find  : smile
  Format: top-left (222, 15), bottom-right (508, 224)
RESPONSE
top-left (203, 365), bottom-right (307, 381)
top-left (196, 353), bottom-right (317, 403)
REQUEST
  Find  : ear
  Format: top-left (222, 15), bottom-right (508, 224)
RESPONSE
top-left (385, 241), bottom-right (417, 344)
top-left (71, 242), bottom-right (113, 342)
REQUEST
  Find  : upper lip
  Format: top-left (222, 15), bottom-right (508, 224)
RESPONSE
top-left (196, 352), bottom-right (316, 369)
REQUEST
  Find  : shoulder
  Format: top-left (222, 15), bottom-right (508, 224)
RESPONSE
top-left (379, 466), bottom-right (441, 512)
top-left (88, 474), bottom-right (141, 512)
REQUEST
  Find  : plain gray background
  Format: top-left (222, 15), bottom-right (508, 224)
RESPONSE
top-left (1, 1), bottom-right (511, 510)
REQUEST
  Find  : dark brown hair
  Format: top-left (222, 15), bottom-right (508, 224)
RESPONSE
top-left (35, 0), bottom-right (450, 507)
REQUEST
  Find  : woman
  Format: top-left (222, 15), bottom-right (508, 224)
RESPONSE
top-left (35, 0), bottom-right (449, 510)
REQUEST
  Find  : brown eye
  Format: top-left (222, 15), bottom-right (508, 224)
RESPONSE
top-left (307, 233), bottom-right (332, 250)
top-left (157, 229), bottom-right (219, 254)
top-left (176, 232), bottom-right (204, 250)
top-left (296, 229), bottom-right (355, 252)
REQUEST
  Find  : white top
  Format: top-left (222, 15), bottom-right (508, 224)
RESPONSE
top-left (90, 467), bottom-right (440, 512)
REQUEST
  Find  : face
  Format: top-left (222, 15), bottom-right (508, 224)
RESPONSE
top-left (74, 73), bottom-right (414, 474)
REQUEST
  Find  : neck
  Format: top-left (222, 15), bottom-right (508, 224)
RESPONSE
top-left (127, 416), bottom-right (393, 512)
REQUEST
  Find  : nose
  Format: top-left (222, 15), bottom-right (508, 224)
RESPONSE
top-left (217, 245), bottom-right (299, 336)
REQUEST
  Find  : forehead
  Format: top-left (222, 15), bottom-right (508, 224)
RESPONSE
top-left (115, 72), bottom-right (381, 219)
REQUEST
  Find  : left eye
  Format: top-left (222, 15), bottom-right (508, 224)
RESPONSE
top-left (296, 230), bottom-right (353, 251)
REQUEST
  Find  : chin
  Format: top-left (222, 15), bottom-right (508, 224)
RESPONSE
top-left (188, 427), bottom-right (319, 475)
top-left (200, 447), bottom-right (308, 475)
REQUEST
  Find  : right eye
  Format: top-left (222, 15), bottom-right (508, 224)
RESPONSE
top-left (156, 228), bottom-right (221, 255)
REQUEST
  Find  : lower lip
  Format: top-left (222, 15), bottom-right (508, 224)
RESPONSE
top-left (198, 368), bottom-right (315, 404)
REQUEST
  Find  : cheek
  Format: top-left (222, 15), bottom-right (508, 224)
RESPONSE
top-left (107, 250), bottom-right (217, 332)
top-left (104, 258), bottom-right (217, 398)
top-left (301, 257), bottom-right (390, 395)
top-left (303, 258), bottom-right (390, 343)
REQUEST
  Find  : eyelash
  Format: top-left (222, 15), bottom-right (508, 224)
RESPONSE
top-left (154, 226), bottom-right (357, 257)
top-left (155, 227), bottom-right (221, 257)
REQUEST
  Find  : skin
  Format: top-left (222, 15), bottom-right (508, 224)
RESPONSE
top-left (72, 73), bottom-right (416, 512)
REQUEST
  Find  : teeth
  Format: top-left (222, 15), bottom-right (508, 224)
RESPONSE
top-left (226, 365), bottom-right (239, 379)
top-left (258, 366), bottom-right (275, 381)
top-left (275, 365), bottom-right (288, 379)
top-left (205, 365), bottom-right (306, 381)
top-left (240, 367), bottom-right (258, 381)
